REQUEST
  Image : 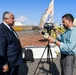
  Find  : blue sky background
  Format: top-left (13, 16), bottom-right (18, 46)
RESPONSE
top-left (0, 0), bottom-right (76, 25)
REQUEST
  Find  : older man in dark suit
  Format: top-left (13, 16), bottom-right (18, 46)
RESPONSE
top-left (0, 11), bottom-right (22, 75)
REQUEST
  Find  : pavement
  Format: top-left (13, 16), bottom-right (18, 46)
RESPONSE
top-left (18, 55), bottom-right (76, 75)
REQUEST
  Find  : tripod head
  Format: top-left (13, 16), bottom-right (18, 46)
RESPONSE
top-left (44, 23), bottom-right (54, 35)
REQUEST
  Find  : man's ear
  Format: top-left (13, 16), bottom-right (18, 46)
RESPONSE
top-left (69, 19), bottom-right (72, 22)
top-left (5, 18), bottom-right (8, 20)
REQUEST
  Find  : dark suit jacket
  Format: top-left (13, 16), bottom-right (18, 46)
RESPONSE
top-left (0, 22), bottom-right (22, 67)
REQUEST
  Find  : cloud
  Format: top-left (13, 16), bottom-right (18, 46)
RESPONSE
top-left (16, 16), bottom-right (29, 23)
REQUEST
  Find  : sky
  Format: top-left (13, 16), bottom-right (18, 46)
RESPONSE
top-left (0, 0), bottom-right (76, 25)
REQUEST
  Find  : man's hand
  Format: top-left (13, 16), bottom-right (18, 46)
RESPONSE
top-left (48, 36), bottom-right (60, 46)
top-left (2, 64), bottom-right (9, 72)
top-left (48, 37), bottom-right (55, 43)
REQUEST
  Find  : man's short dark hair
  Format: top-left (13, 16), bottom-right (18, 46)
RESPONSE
top-left (62, 14), bottom-right (74, 23)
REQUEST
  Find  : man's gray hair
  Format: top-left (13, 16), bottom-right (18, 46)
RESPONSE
top-left (3, 11), bottom-right (10, 20)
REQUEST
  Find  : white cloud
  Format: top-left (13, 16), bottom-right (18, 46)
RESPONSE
top-left (16, 16), bottom-right (29, 23)
top-left (15, 15), bottom-right (38, 25)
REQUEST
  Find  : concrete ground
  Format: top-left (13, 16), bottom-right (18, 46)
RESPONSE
top-left (18, 55), bottom-right (76, 75)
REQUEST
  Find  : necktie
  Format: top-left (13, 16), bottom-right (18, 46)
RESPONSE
top-left (10, 27), bottom-right (19, 39)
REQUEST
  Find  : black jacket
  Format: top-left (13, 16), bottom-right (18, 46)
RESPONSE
top-left (0, 22), bottom-right (22, 67)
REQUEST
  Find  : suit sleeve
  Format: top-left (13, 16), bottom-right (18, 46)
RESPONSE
top-left (0, 29), bottom-right (8, 66)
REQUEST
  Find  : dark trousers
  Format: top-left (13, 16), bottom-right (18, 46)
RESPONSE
top-left (0, 65), bottom-right (19, 75)
top-left (60, 54), bottom-right (75, 75)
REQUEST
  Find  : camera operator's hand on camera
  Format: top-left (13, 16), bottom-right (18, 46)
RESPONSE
top-left (48, 36), bottom-right (60, 46)
top-left (48, 37), bottom-right (55, 43)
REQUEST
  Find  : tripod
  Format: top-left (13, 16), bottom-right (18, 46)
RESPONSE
top-left (33, 40), bottom-right (54, 75)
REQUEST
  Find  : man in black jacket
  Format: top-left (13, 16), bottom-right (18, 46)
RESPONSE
top-left (0, 11), bottom-right (22, 75)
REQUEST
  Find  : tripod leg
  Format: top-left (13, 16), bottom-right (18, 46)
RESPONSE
top-left (46, 44), bottom-right (54, 74)
top-left (48, 47), bottom-right (55, 75)
top-left (47, 45), bottom-right (50, 63)
top-left (33, 46), bottom-right (47, 75)
top-left (49, 48), bottom-right (53, 62)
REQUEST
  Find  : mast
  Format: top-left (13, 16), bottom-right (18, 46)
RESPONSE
top-left (39, 0), bottom-right (54, 29)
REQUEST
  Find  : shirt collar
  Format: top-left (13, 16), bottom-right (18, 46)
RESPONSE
top-left (66, 27), bottom-right (76, 31)
top-left (3, 21), bottom-right (11, 30)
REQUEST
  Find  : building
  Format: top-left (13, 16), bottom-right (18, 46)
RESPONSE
top-left (73, 19), bottom-right (76, 26)
top-left (14, 21), bottom-right (25, 26)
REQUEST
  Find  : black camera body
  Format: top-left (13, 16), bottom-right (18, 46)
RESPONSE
top-left (43, 23), bottom-right (54, 35)
top-left (44, 23), bottom-right (54, 30)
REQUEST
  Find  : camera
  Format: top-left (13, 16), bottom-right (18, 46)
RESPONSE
top-left (44, 23), bottom-right (54, 30)
top-left (43, 23), bottom-right (54, 35)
